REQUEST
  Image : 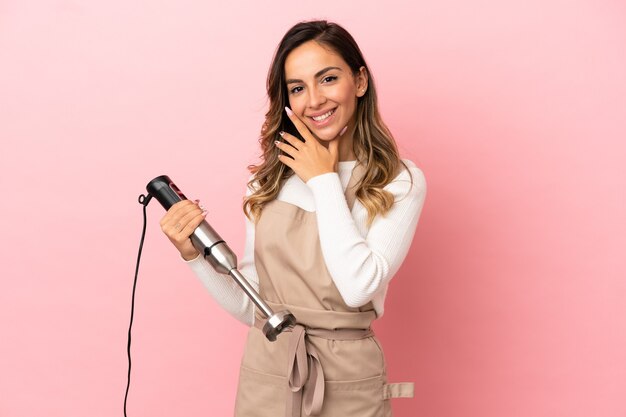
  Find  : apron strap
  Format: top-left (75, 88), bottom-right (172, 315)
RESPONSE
top-left (383, 382), bottom-right (415, 399)
top-left (345, 161), bottom-right (366, 211)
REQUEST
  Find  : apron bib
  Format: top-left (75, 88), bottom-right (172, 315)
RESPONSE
top-left (234, 163), bottom-right (414, 417)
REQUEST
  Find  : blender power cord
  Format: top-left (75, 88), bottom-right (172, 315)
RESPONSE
top-left (124, 193), bottom-right (152, 416)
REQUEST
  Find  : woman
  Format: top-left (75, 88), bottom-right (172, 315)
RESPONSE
top-left (160, 19), bottom-right (427, 417)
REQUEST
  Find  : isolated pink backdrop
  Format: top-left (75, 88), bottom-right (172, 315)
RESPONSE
top-left (1, 1), bottom-right (625, 416)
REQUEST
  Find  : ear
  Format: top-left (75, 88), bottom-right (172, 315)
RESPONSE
top-left (355, 66), bottom-right (369, 97)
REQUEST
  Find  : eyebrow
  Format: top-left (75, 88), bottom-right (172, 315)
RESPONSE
top-left (285, 66), bottom-right (343, 85)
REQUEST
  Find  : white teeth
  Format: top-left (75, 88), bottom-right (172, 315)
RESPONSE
top-left (312, 109), bottom-right (335, 121)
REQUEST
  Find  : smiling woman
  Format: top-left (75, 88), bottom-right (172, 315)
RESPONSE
top-left (159, 19), bottom-right (427, 417)
top-left (283, 45), bottom-right (366, 147)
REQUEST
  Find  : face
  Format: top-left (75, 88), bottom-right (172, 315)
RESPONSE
top-left (284, 40), bottom-right (367, 142)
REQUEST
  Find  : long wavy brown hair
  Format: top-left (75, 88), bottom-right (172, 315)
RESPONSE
top-left (243, 19), bottom-right (414, 226)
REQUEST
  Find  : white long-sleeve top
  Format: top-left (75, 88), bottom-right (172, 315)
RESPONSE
top-left (182, 159), bottom-right (427, 327)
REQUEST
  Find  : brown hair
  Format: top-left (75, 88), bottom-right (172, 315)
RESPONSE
top-left (243, 19), bottom-right (413, 226)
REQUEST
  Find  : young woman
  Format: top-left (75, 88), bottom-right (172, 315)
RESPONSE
top-left (160, 19), bottom-right (427, 417)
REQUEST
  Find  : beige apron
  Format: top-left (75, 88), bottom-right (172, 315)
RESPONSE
top-left (234, 162), bottom-right (414, 417)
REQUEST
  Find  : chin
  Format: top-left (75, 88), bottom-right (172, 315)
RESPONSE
top-left (311, 128), bottom-right (340, 142)
top-left (316, 134), bottom-right (334, 141)
top-left (313, 135), bottom-right (333, 143)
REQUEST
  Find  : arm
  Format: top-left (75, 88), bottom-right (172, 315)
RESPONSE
top-left (305, 163), bottom-right (427, 308)
top-left (182, 177), bottom-right (259, 326)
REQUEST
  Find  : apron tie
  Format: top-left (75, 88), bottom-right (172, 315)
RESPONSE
top-left (252, 319), bottom-right (374, 417)
top-left (253, 314), bottom-right (375, 416)
top-left (285, 324), bottom-right (325, 416)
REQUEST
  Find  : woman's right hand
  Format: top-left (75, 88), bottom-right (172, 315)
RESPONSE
top-left (159, 199), bottom-right (208, 261)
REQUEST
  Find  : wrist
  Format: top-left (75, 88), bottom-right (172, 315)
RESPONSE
top-left (181, 251), bottom-right (201, 262)
top-left (305, 171), bottom-right (337, 185)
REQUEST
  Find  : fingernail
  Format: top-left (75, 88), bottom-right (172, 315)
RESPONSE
top-left (278, 131), bottom-right (284, 137)
top-left (339, 125), bottom-right (348, 136)
top-left (285, 106), bottom-right (293, 116)
top-left (274, 140), bottom-right (280, 145)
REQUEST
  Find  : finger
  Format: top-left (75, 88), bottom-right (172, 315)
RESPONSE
top-left (277, 131), bottom-right (302, 151)
top-left (161, 200), bottom-right (202, 229)
top-left (188, 210), bottom-right (208, 231)
top-left (170, 201), bottom-right (200, 222)
top-left (284, 106), bottom-right (314, 143)
top-left (179, 208), bottom-right (207, 238)
top-left (175, 205), bottom-right (205, 236)
top-left (276, 143), bottom-right (296, 160)
top-left (166, 200), bottom-right (196, 219)
top-left (164, 200), bottom-right (188, 218)
top-left (277, 153), bottom-right (295, 170)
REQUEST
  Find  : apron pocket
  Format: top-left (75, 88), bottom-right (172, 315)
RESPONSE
top-left (234, 366), bottom-right (286, 417)
top-left (323, 374), bottom-right (391, 417)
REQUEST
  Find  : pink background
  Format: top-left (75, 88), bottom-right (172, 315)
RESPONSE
top-left (1, 1), bottom-right (625, 416)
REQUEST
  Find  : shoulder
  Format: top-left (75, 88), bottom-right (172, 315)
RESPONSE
top-left (383, 158), bottom-right (427, 201)
top-left (393, 158), bottom-right (426, 184)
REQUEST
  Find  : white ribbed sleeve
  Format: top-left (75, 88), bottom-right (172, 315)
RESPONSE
top-left (181, 178), bottom-right (259, 327)
top-left (305, 160), bottom-right (427, 314)
top-left (182, 159), bottom-right (426, 322)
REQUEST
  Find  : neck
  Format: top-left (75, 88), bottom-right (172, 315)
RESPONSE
top-left (338, 125), bottom-right (356, 161)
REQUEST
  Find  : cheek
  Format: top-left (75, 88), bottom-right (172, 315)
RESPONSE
top-left (335, 92), bottom-right (357, 115)
top-left (332, 89), bottom-right (358, 112)
top-left (329, 87), bottom-right (354, 103)
top-left (288, 97), bottom-right (307, 116)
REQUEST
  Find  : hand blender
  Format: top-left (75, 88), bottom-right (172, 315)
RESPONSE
top-left (146, 175), bottom-right (296, 341)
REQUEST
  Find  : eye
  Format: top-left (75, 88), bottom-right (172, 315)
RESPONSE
top-left (322, 76), bottom-right (337, 83)
top-left (289, 86), bottom-right (303, 95)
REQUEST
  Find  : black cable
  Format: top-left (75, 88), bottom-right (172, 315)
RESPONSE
top-left (124, 193), bottom-right (152, 417)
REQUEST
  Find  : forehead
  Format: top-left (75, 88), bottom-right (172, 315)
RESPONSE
top-left (284, 41), bottom-right (347, 78)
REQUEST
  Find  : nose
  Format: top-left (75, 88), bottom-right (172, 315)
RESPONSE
top-left (307, 85), bottom-right (326, 109)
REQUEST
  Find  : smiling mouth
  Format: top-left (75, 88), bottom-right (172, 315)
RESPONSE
top-left (309, 108), bottom-right (336, 122)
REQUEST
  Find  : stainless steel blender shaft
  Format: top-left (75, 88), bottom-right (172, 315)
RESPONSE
top-left (191, 221), bottom-right (296, 342)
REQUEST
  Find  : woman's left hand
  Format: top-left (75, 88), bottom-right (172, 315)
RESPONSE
top-left (276, 106), bottom-right (348, 183)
